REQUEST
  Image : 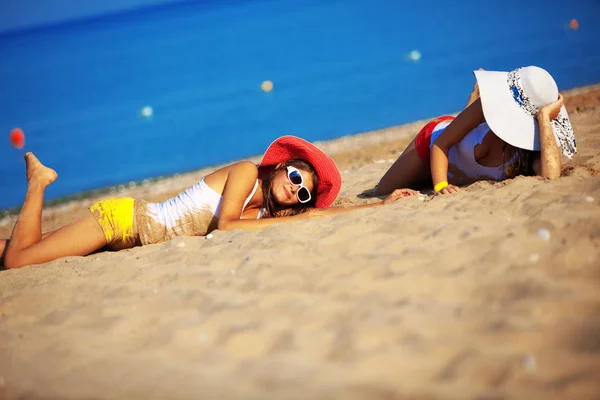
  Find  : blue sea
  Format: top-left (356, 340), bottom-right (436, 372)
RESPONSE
top-left (1, 0), bottom-right (599, 211)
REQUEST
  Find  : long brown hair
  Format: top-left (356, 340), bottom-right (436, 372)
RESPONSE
top-left (503, 144), bottom-right (536, 178)
top-left (260, 158), bottom-right (319, 218)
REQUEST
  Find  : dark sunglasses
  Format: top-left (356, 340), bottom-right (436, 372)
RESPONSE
top-left (286, 166), bottom-right (312, 204)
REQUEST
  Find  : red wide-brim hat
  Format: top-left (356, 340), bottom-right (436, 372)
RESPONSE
top-left (260, 136), bottom-right (342, 208)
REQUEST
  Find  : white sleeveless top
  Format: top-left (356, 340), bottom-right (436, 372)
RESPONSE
top-left (135, 179), bottom-right (264, 245)
top-left (430, 121), bottom-right (517, 182)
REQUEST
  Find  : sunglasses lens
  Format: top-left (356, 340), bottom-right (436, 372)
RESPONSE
top-left (288, 170), bottom-right (303, 185)
top-left (297, 187), bottom-right (311, 203)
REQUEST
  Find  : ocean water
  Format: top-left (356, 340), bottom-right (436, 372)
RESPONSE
top-left (1, 0), bottom-right (599, 210)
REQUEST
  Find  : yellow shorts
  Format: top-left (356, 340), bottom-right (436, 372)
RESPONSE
top-left (90, 197), bottom-right (137, 250)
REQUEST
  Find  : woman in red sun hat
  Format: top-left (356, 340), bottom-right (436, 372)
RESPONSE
top-left (1, 135), bottom-right (417, 269)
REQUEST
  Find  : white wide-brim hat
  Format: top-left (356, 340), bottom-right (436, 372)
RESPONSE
top-left (474, 66), bottom-right (576, 159)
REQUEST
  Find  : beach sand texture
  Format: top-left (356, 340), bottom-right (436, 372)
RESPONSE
top-left (0, 86), bottom-right (599, 399)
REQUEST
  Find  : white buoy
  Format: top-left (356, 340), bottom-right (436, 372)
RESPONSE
top-left (407, 49), bottom-right (422, 62)
top-left (141, 106), bottom-right (153, 118)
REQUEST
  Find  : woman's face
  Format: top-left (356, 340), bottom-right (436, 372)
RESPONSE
top-left (271, 167), bottom-right (315, 206)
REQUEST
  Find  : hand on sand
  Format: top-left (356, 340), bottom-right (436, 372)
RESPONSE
top-left (434, 184), bottom-right (459, 196)
top-left (538, 93), bottom-right (564, 121)
top-left (382, 188), bottom-right (420, 204)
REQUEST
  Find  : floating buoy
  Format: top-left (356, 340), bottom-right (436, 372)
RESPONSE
top-left (141, 106), bottom-right (154, 118)
top-left (407, 49), bottom-right (422, 62)
top-left (569, 18), bottom-right (579, 30)
top-left (9, 128), bottom-right (25, 149)
top-left (261, 80), bottom-right (273, 92)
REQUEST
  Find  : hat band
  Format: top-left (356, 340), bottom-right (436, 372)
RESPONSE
top-left (506, 68), bottom-right (577, 159)
top-left (507, 68), bottom-right (539, 117)
top-left (551, 116), bottom-right (576, 159)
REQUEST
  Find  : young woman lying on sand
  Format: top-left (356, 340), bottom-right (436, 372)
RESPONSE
top-left (1, 135), bottom-right (418, 269)
top-left (376, 66), bottom-right (577, 195)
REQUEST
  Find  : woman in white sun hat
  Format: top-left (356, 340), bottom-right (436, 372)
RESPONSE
top-left (376, 66), bottom-right (576, 195)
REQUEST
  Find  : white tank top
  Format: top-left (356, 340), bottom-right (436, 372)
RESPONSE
top-left (430, 121), bottom-right (517, 182)
top-left (135, 179), bottom-right (264, 245)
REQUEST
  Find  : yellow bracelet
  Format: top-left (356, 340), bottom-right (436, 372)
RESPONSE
top-left (434, 181), bottom-right (449, 192)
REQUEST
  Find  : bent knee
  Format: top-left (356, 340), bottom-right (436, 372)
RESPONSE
top-left (4, 252), bottom-right (27, 269)
top-left (374, 181), bottom-right (393, 196)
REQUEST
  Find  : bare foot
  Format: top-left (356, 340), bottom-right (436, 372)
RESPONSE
top-left (472, 68), bottom-right (485, 97)
top-left (472, 82), bottom-right (480, 97)
top-left (25, 152), bottom-right (58, 187)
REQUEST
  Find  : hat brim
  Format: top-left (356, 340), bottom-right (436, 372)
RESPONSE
top-left (475, 70), bottom-right (568, 152)
top-left (260, 136), bottom-right (342, 208)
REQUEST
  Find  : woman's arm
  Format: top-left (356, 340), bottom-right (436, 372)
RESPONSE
top-left (533, 94), bottom-right (564, 179)
top-left (216, 161), bottom-right (278, 231)
top-left (430, 98), bottom-right (485, 194)
top-left (220, 208), bottom-right (314, 231)
top-left (306, 188), bottom-right (419, 217)
top-left (218, 184), bottom-right (419, 231)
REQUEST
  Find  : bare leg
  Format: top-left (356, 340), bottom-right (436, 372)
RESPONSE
top-left (4, 153), bottom-right (107, 269)
top-left (375, 136), bottom-right (431, 195)
top-left (376, 70), bottom-right (486, 196)
top-left (1, 232), bottom-right (60, 267)
top-left (6, 153), bottom-right (57, 250)
top-left (0, 239), bottom-right (6, 266)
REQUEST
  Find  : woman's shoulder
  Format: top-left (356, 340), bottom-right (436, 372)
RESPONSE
top-left (229, 161), bottom-right (260, 180)
top-left (210, 161), bottom-right (258, 176)
top-left (233, 160), bottom-right (259, 171)
top-left (205, 161), bottom-right (259, 188)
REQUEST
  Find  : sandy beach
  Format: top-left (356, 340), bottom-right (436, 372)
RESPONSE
top-left (1, 85), bottom-right (599, 400)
